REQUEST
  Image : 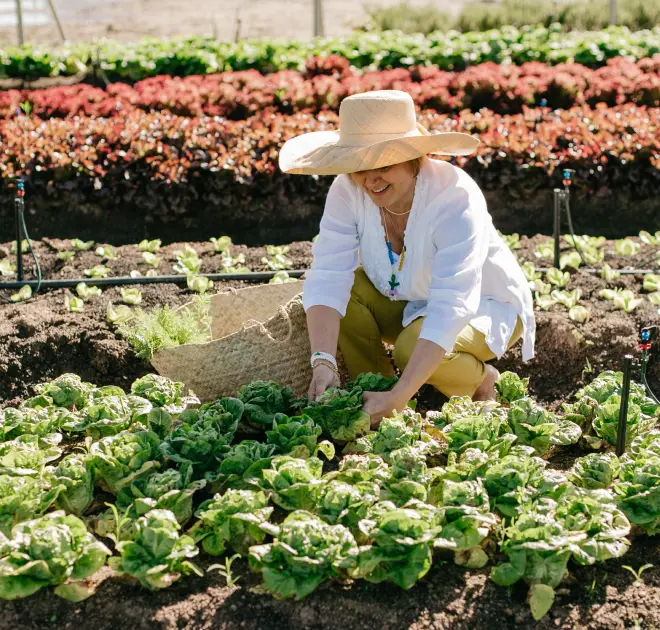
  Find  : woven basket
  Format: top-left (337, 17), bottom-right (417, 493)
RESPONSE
top-left (150, 281), bottom-right (311, 402)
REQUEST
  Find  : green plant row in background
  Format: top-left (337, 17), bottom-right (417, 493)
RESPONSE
top-left (2, 25), bottom-right (660, 82)
top-left (362, 0), bottom-right (660, 36)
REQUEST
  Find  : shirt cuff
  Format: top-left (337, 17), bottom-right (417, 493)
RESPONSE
top-left (302, 290), bottom-right (349, 316)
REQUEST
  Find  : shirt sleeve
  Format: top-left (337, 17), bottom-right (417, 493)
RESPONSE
top-left (302, 176), bottom-right (359, 316)
top-left (418, 179), bottom-right (490, 353)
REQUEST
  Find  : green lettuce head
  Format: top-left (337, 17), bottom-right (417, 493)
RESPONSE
top-left (205, 440), bottom-right (278, 491)
top-left (327, 453), bottom-right (391, 486)
top-left (495, 372), bottom-right (529, 405)
top-left (68, 395), bottom-right (153, 439)
top-left (193, 397), bottom-right (244, 437)
top-left (380, 446), bottom-right (432, 506)
top-left (237, 380), bottom-right (296, 427)
top-left (615, 453), bottom-right (660, 534)
top-left (190, 488), bottom-right (273, 555)
top-left (266, 413), bottom-right (322, 458)
top-left (433, 396), bottom-right (505, 429)
top-left (50, 453), bottom-right (95, 517)
top-left (160, 418), bottom-right (230, 475)
top-left (0, 406), bottom-right (68, 441)
top-left (91, 429), bottom-right (162, 495)
top-left (109, 509), bottom-right (201, 590)
top-left (300, 387), bottom-right (370, 442)
top-left (432, 478), bottom-right (496, 552)
top-left (256, 456), bottom-right (325, 511)
top-left (249, 510), bottom-right (357, 600)
top-left (484, 452), bottom-right (566, 518)
top-left (316, 479), bottom-right (380, 531)
top-left (0, 511), bottom-right (110, 601)
top-left (130, 374), bottom-right (199, 413)
top-left (441, 411), bottom-right (515, 457)
top-left (33, 373), bottom-right (95, 410)
top-left (352, 500), bottom-right (442, 589)
top-left (346, 372), bottom-right (398, 392)
top-left (116, 461), bottom-right (206, 526)
top-left (0, 474), bottom-right (63, 536)
top-left (507, 398), bottom-right (581, 457)
top-left (346, 410), bottom-right (422, 459)
top-left (0, 434), bottom-right (62, 476)
top-left (568, 453), bottom-right (620, 490)
top-left (592, 395), bottom-right (656, 448)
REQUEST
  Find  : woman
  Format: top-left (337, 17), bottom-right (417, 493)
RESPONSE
top-left (279, 90), bottom-right (535, 426)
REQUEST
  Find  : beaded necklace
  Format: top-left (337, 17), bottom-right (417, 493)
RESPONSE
top-left (380, 208), bottom-right (407, 298)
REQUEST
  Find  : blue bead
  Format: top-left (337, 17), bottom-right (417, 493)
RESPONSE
top-left (386, 242), bottom-right (395, 265)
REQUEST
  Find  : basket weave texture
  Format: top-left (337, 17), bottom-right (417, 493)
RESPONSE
top-left (150, 281), bottom-right (310, 402)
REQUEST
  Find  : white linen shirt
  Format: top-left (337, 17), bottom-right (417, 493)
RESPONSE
top-left (302, 157), bottom-right (536, 361)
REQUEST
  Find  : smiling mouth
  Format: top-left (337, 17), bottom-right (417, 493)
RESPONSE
top-left (371, 185), bottom-right (390, 195)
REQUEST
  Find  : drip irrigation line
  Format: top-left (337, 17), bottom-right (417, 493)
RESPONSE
top-left (1, 188), bottom-right (41, 303)
top-left (563, 188), bottom-right (590, 269)
top-left (533, 267), bottom-right (656, 275)
top-left (20, 209), bottom-right (42, 294)
top-left (631, 250), bottom-right (660, 271)
top-left (1, 265), bottom-right (658, 293)
top-left (0, 270), bottom-right (307, 290)
top-left (642, 370), bottom-right (660, 406)
top-left (555, 174), bottom-right (658, 273)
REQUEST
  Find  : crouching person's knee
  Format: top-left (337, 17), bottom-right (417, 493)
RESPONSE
top-left (392, 337), bottom-right (413, 372)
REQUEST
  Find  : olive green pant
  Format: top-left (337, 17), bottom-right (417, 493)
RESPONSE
top-left (338, 268), bottom-right (523, 398)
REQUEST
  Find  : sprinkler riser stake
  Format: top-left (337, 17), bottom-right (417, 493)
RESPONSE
top-left (615, 354), bottom-right (634, 457)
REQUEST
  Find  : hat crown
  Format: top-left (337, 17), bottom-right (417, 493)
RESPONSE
top-left (338, 90), bottom-right (418, 147)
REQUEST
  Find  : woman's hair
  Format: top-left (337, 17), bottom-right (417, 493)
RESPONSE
top-left (408, 156), bottom-right (424, 178)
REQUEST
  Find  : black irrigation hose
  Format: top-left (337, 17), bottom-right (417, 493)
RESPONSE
top-left (1, 265), bottom-right (658, 292)
top-left (560, 184), bottom-right (659, 271)
top-left (534, 267), bottom-right (656, 275)
top-left (0, 209), bottom-right (41, 303)
top-left (642, 369), bottom-right (660, 405)
top-left (564, 190), bottom-right (591, 269)
top-left (21, 210), bottom-right (42, 295)
top-left (0, 270), bottom-right (307, 290)
top-left (631, 250), bottom-right (660, 271)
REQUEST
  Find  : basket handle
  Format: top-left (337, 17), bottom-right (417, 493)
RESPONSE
top-left (244, 305), bottom-right (294, 344)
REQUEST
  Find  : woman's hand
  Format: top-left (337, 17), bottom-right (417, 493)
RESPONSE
top-left (308, 364), bottom-right (340, 401)
top-left (362, 391), bottom-right (409, 429)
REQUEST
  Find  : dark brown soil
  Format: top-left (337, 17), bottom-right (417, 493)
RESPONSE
top-left (0, 239), bottom-right (311, 406)
top-left (2, 234), bottom-right (656, 406)
top-left (1, 519), bottom-right (660, 630)
top-left (0, 233), bottom-right (659, 630)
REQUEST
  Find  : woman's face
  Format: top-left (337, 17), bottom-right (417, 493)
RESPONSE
top-left (350, 161), bottom-right (416, 208)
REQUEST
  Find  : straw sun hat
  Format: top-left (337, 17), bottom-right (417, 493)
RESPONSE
top-left (278, 90), bottom-right (479, 176)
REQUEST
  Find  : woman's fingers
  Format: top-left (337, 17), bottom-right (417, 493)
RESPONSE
top-left (308, 365), bottom-right (339, 401)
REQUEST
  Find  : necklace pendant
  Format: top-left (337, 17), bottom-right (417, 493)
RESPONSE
top-left (387, 274), bottom-right (400, 299)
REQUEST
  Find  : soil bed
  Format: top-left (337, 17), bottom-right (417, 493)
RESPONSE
top-left (1, 234), bottom-right (657, 407)
top-left (0, 234), bottom-right (659, 630)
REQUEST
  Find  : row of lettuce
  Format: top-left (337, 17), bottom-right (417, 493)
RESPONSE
top-left (1, 105), bottom-right (659, 211)
top-left (4, 56), bottom-right (660, 120)
top-left (0, 368), bottom-right (658, 619)
top-left (3, 26), bottom-right (660, 81)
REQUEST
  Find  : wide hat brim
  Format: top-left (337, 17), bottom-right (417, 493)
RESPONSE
top-left (279, 123), bottom-right (479, 176)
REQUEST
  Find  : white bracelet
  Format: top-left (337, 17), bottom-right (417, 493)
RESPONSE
top-left (310, 351), bottom-right (337, 370)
